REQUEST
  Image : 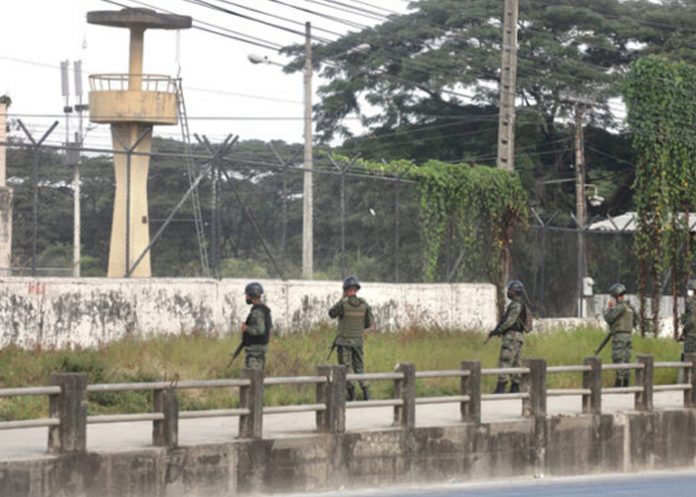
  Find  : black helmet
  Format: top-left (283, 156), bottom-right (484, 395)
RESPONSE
top-left (342, 276), bottom-right (361, 291)
top-left (244, 281), bottom-right (264, 297)
top-left (609, 283), bottom-right (626, 298)
top-left (506, 280), bottom-right (524, 298)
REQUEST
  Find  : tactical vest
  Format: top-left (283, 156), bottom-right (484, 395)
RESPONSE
top-left (612, 302), bottom-right (634, 333)
top-left (337, 297), bottom-right (368, 340)
top-left (244, 304), bottom-right (272, 346)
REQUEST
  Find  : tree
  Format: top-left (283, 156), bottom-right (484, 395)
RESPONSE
top-left (285, 0), bottom-right (642, 164)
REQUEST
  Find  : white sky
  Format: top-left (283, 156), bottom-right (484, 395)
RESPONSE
top-left (0, 0), bottom-right (410, 150)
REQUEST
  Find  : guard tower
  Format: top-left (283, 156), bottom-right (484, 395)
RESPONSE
top-left (87, 8), bottom-right (192, 277)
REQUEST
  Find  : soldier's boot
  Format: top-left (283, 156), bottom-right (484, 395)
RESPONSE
top-left (346, 384), bottom-right (356, 402)
top-left (509, 382), bottom-right (520, 394)
top-left (493, 381), bottom-right (507, 394)
top-left (361, 385), bottom-right (371, 401)
top-left (614, 377), bottom-right (622, 388)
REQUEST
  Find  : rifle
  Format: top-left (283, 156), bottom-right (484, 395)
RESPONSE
top-left (226, 341), bottom-right (245, 369)
top-left (484, 329), bottom-right (500, 345)
top-left (594, 332), bottom-right (613, 355)
top-left (326, 336), bottom-right (338, 360)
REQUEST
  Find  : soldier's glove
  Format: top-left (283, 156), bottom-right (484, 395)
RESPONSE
top-left (488, 328), bottom-right (500, 339)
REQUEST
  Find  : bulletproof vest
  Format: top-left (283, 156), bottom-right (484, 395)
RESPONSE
top-left (244, 304), bottom-right (272, 346)
top-left (337, 297), bottom-right (368, 340)
top-left (612, 302), bottom-right (634, 333)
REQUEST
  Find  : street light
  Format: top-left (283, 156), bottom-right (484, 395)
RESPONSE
top-left (246, 36), bottom-right (370, 280)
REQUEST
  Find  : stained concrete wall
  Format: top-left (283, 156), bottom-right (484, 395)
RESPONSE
top-left (1, 409), bottom-right (694, 496)
top-left (0, 278), bottom-right (497, 348)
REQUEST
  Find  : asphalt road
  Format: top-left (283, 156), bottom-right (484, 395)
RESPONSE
top-left (303, 471), bottom-right (696, 497)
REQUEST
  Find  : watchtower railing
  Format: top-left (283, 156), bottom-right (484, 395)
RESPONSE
top-left (89, 74), bottom-right (177, 92)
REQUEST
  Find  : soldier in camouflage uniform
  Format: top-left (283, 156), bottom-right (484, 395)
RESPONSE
top-left (328, 276), bottom-right (375, 401)
top-left (241, 282), bottom-right (272, 370)
top-left (603, 283), bottom-right (638, 387)
top-left (489, 280), bottom-right (530, 394)
top-left (679, 280), bottom-right (696, 356)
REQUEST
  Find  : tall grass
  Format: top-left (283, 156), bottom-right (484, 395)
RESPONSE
top-left (0, 326), bottom-right (683, 420)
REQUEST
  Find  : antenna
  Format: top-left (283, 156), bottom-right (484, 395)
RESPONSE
top-left (60, 60), bottom-right (70, 98)
top-left (74, 60), bottom-right (83, 98)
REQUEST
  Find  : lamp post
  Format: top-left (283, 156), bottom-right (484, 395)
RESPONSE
top-left (248, 38), bottom-right (369, 280)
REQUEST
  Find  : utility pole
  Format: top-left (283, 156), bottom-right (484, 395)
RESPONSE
top-left (574, 103), bottom-right (587, 318)
top-left (496, 0), bottom-right (519, 171)
top-left (74, 60), bottom-right (87, 278)
top-left (302, 21), bottom-right (314, 280)
top-left (0, 96), bottom-right (12, 276)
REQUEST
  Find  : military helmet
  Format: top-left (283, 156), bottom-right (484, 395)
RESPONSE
top-left (244, 281), bottom-right (264, 297)
top-left (609, 283), bottom-right (626, 297)
top-left (342, 276), bottom-right (361, 291)
top-left (687, 280), bottom-right (696, 291)
top-left (506, 280), bottom-right (524, 299)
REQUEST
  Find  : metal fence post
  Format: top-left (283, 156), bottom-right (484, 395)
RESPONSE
top-left (460, 360), bottom-right (481, 423)
top-left (153, 387), bottom-right (179, 447)
top-left (316, 365), bottom-right (345, 433)
top-left (239, 368), bottom-right (264, 439)
top-left (582, 356), bottom-right (602, 415)
top-left (523, 359), bottom-right (547, 418)
top-left (48, 373), bottom-right (87, 454)
top-left (684, 353), bottom-right (696, 408)
top-left (635, 355), bottom-right (653, 411)
top-left (393, 363), bottom-right (416, 429)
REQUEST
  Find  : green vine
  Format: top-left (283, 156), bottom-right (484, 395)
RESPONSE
top-left (624, 56), bottom-right (696, 336)
top-left (359, 159), bottom-right (528, 310)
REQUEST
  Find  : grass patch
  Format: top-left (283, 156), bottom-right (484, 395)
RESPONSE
top-left (0, 326), bottom-right (683, 420)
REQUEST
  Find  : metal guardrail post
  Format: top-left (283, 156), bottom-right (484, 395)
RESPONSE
top-left (239, 368), bottom-right (264, 439)
top-left (460, 361), bottom-right (481, 423)
top-left (316, 365), bottom-right (346, 433)
top-left (685, 353), bottom-right (696, 408)
top-left (635, 355), bottom-right (653, 411)
top-left (523, 359), bottom-right (547, 418)
top-left (48, 373), bottom-right (87, 454)
top-left (393, 363), bottom-right (416, 429)
top-left (582, 356), bottom-right (602, 415)
top-left (153, 387), bottom-right (178, 447)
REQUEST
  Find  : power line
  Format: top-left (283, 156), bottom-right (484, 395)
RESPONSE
top-left (300, 0), bottom-right (387, 22)
top-left (181, 0), bottom-right (334, 43)
top-left (208, 0), bottom-right (344, 37)
top-left (258, 0), bottom-right (369, 30)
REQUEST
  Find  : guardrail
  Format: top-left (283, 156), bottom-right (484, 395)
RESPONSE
top-left (2, 353), bottom-right (696, 453)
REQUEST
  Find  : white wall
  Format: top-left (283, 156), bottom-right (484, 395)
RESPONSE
top-left (0, 278), bottom-right (498, 348)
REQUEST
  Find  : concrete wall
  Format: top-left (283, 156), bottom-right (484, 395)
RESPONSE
top-left (1, 409), bottom-right (695, 496)
top-left (0, 278), bottom-right (497, 348)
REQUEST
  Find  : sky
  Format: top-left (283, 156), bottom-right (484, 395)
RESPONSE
top-left (0, 0), bottom-right (411, 150)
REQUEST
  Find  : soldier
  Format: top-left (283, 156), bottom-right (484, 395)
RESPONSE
top-left (488, 280), bottom-right (530, 394)
top-left (328, 276), bottom-right (375, 401)
top-left (241, 281), bottom-right (272, 370)
top-left (603, 283), bottom-right (638, 387)
top-left (678, 280), bottom-right (696, 358)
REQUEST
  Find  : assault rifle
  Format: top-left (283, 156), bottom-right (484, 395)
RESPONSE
top-left (326, 336), bottom-right (338, 360)
top-left (594, 332), bottom-right (613, 356)
top-left (226, 341), bottom-right (245, 369)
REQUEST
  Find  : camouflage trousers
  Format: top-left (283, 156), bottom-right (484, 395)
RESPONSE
top-left (244, 346), bottom-right (267, 370)
top-left (611, 333), bottom-right (632, 383)
top-left (337, 344), bottom-right (368, 389)
top-left (497, 331), bottom-right (524, 384)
